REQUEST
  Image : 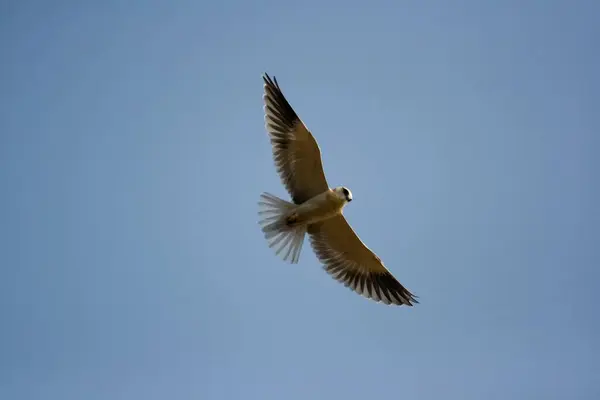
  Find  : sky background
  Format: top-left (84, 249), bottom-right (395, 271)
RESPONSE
top-left (1, 0), bottom-right (599, 399)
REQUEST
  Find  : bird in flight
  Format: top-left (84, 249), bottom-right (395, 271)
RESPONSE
top-left (258, 73), bottom-right (418, 306)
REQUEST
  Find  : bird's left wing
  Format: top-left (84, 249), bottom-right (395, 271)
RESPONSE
top-left (308, 215), bottom-right (418, 306)
top-left (263, 73), bottom-right (329, 204)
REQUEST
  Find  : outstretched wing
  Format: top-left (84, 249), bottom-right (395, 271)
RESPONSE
top-left (308, 215), bottom-right (418, 306)
top-left (263, 73), bottom-right (329, 204)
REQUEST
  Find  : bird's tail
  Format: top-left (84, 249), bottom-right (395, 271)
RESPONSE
top-left (258, 192), bottom-right (307, 264)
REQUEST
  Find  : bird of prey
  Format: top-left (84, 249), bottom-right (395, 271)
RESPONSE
top-left (258, 73), bottom-right (418, 307)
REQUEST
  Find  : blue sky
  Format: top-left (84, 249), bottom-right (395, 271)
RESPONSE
top-left (1, 1), bottom-right (599, 399)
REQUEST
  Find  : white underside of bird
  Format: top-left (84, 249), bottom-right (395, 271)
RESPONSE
top-left (259, 187), bottom-right (350, 264)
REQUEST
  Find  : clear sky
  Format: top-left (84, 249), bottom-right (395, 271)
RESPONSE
top-left (1, 1), bottom-right (599, 399)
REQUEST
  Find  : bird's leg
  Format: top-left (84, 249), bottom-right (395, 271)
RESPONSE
top-left (286, 212), bottom-right (299, 226)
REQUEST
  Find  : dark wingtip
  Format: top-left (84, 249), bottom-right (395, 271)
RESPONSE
top-left (262, 72), bottom-right (273, 85)
top-left (262, 72), bottom-right (281, 90)
top-left (403, 291), bottom-right (419, 306)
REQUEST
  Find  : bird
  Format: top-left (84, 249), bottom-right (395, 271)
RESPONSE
top-left (258, 73), bottom-right (418, 307)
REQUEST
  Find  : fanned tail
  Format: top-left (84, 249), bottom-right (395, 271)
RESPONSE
top-left (258, 193), bottom-right (307, 264)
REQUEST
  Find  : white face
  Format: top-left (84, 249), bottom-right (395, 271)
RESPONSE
top-left (335, 186), bottom-right (353, 203)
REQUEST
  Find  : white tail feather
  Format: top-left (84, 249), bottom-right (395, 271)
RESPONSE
top-left (258, 193), bottom-right (307, 264)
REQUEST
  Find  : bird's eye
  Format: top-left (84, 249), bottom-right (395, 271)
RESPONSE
top-left (342, 188), bottom-right (348, 196)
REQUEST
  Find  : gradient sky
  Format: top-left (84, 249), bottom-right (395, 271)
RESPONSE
top-left (1, 1), bottom-right (599, 399)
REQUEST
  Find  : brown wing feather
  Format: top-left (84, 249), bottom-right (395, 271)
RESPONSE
top-left (308, 215), bottom-right (418, 306)
top-left (263, 73), bottom-right (329, 204)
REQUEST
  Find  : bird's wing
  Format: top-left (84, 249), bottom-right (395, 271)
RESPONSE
top-left (308, 215), bottom-right (418, 306)
top-left (263, 73), bottom-right (329, 204)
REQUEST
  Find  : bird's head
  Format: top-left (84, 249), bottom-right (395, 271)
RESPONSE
top-left (334, 186), bottom-right (353, 204)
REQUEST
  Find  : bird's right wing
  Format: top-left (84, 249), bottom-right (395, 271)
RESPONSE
top-left (308, 215), bottom-right (418, 306)
top-left (263, 73), bottom-right (329, 204)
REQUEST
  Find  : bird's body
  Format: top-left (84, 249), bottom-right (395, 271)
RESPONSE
top-left (258, 73), bottom-right (418, 307)
top-left (284, 188), bottom-right (347, 227)
top-left (258, 187), bottom-right (349, 265)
